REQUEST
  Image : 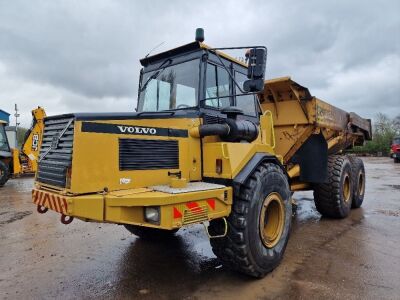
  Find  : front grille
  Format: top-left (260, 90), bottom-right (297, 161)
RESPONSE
top-left (183, 205), bottom-right (208, 225)
top-left (119, 139), bottom-right (179, 170)
top-left (37, 118), bottom-right (74, 188)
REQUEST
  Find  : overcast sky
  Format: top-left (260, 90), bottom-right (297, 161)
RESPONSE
top-left (0, 0), bottom-right (399, 127)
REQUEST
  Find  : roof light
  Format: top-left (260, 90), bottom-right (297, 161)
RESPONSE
top-left (195, 28), bottom-right (204, 42)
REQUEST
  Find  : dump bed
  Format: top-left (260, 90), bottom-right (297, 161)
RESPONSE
top-left (259, 77), bottom-right (371, 164)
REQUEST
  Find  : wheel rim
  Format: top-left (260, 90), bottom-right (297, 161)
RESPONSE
top-left (343, 174), bottom-right (351, 203)
top-left (259, 192), bottom-right (285, 248)
top-left (358, 172), bottom-right (365, 196)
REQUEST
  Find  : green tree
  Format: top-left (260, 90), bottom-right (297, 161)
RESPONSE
top-left (16, 127), bottom-right (28, 148)
top-left (352, 113), bottom-right (398, 155)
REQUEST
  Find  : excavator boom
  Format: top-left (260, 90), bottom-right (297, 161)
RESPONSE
top-left (12, 107), bottom-right (46, 175)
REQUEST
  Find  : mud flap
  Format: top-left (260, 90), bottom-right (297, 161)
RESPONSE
top-left (291, 133), bottom-right (328, 183)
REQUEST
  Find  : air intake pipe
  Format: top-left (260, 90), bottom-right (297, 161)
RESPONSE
top-left (191, 108), bottom-right (259, 143)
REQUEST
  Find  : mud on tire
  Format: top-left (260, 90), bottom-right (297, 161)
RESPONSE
top-left (348, 156), bottom-right (365, 208)
top-left (313, 155), bottom-right (353, 218)
top-left (0, 160), bottom-right (10, 187)
top-left (124, 224), bottom-right (178, 240)
top-left (208, 162), bottom-right (292, 278)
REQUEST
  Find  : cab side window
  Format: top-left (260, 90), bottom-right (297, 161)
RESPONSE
top-left (235, 71), bottom-right (257, 116)
top-left (0, 125), bottom-right (10, 152)
top-left (205, 63), bottom-right (231, 108)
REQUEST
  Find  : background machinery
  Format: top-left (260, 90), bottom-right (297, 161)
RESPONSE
top-left (0, 107), bottom-right (46, 186)
top-left (32, 30), bottom-right (371, 277)
top-left (390, 136), bottom-right (400, 163)
top-left (0, 119), bottom-right (12, 186)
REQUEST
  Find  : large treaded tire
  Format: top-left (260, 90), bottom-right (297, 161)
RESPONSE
top-left (348, 156), bottom-right (365, 208)
top-left (124, 224), bottom-right (178, 240)
top-left (394, 158), bottom-right (400, 163)
top-left (208, 162), bottom-right (292, 278)
top-left (313, 155), bottom-right (353, 218)
top-left (0, 160), bottom-right (10, 187)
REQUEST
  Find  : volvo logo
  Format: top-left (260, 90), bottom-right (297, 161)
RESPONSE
top-left (117, 125), bottom-right (157, 135)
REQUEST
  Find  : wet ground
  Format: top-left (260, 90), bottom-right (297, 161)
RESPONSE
top-left (0, 157), bottom-right (399, 299)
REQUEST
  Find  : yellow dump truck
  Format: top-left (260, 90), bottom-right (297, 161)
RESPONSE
top-left (32, 30), bottom-right (371, 277)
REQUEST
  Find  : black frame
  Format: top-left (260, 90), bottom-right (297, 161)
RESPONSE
top-left (0, 124), bottom-right (11, 153)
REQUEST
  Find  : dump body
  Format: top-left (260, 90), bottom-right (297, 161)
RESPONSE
top-left (259, 77), bottom-right (371, 186)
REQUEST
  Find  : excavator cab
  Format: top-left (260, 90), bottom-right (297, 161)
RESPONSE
top-left (0, 121), bottom-right (12, 186)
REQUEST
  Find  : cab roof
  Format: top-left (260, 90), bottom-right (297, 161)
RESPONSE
top-left (140, 41), bottom-right (248, 68)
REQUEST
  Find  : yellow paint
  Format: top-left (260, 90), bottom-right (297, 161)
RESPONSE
top-left (69, 118), bottom-right (201, 194)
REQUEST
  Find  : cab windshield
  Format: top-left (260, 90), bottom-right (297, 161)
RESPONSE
top-left (137, 59), bottom-right (199, 112)
top-left (0, 125), bottom-right (10, 152)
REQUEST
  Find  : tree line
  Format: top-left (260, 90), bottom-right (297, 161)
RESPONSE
top-left (351, 113), bottom-right (400, 155)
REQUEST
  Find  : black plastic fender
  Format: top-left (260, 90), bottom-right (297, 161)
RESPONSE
top-left (233, 153), bottom-right (287, 195)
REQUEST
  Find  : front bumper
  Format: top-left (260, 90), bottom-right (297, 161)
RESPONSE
top-left (32, 183), bottom-right (232, 230)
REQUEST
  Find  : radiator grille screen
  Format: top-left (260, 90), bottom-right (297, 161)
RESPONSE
top-left (119, 139), bottom-right (179, 170)
top-left (37, 117), bottom-right (74, 187)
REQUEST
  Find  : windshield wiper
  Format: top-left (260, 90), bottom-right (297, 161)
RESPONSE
top-left (139, 58), bottom-right (172, 93)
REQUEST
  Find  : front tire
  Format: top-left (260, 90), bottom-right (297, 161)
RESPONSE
top-left (0, 160), bottom-right (10, 187)
top-left (209, 162), bottom-right (292, 278)
top-left (313, 155), bottom-right (353, 218)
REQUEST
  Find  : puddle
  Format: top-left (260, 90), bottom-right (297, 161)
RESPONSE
top-left (0, 211), bottom-right (32, 225)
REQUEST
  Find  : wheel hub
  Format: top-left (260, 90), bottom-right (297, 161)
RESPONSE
top-left (259, 192), bottom-right (285, 248)
top-left (343, 174), bottom-right (351, 203)
top-left (358, 172), bottom-right (365, 196)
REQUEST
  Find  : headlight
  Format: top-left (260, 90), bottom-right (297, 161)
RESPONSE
top-left (144, 206), bottom-right (160, 224)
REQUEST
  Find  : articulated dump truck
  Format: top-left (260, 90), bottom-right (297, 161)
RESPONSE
top-left (32, 33), bottom-right (371, 277)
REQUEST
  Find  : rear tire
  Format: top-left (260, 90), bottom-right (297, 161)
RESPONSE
top-left (124, 224), bottom-right (178, 240)
top-left (394, 158), bottom-right (400, 164)
top-left (209, 162), bottom-right (292, 278)
top-left (0, 160), bottom-right (10, 187)
top-left (348, 157), bottom-right (365, 208)
top-left (313, 155), bottom-right (353, 218)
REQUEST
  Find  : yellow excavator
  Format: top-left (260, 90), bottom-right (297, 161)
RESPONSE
top-left (0, 107), bottom-right (46, 186)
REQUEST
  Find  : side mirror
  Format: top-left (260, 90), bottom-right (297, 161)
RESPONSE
top-left (243, 48), bottom-right (267, 92)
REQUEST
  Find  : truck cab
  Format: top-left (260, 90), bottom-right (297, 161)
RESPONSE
top-left (137, 42), bottom-right (261, 124)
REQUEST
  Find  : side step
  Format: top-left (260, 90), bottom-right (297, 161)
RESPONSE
top-left (151, 182), bottom-right (226, 194)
